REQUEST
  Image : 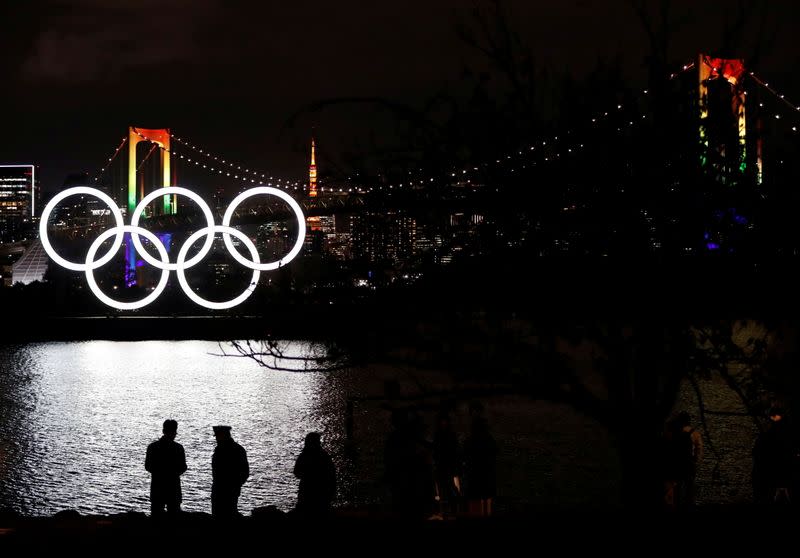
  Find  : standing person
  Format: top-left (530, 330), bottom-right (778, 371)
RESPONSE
top-left (753, 406), bottom-right (795, 506)
top-left (408, 412), bottom-right (435, 519)
top-left (463, 413), bottom-right (497, 517)
top-left (145, 419), bottom-right (187, 517)
top-left (293, 432), bottom-right (337, 517)
top-left (211, 425), bottom-right (249, 518)
top-left (433, 411), bottom-right (461, 517)
top-left (664, 411), bottom-right (703, 510)
top-left (384, 409), bottom-right (414, 516)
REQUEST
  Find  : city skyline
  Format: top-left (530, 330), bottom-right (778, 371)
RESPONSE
top-left (2, 1), bottom-right (799, 190)
top-left (0, 4), bottom-right (797, 365)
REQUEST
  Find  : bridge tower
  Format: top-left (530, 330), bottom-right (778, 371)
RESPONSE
top-left (127, 127), bottom-right (175, 216)
top-left (697, 54), bottom-right (760, 184)
top-left (309, 137), bottom-right (318, 198)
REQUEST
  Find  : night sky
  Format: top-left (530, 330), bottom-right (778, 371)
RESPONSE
top-left (1, 0), bottom-right (799, 192)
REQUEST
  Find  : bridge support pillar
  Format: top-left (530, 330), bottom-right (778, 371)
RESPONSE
top-left (128, 127), bottom-right (174, 216)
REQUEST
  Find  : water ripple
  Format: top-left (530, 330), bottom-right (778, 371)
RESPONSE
top-left (0, 341), bottom-right (348, 516)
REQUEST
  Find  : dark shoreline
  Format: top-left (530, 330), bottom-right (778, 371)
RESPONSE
top-left (8, 315), bottom-right (286, 342)
top-left (6, 255), bottom-right (800, 345)
top-left (5, 309), bottom-right (358, 342)
top-left (0, 505), bottom-right (796, 549)
top-left (8, 257), bottom-right (800, 343)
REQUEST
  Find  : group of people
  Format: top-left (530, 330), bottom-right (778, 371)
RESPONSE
top-left (661, 407), bottom-right (800, 511)
top-left (145, 420), bottom-right (336, 518)
top-left (148, 407), bottom-right (800, 517)
top-left (385, 402), bottom-right (497, 519)
top-left (146, 404), bottom-right (496, 521)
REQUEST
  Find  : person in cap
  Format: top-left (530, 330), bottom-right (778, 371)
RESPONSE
top-left (211, 425), bottom-right (249, 518)
top-left (145, 419), bottom-right (187, 517)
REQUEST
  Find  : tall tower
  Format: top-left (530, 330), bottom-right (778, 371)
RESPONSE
top-left (125, 127), bottom-right (174, 288)
top-left (697, 55), bottom-right (753, 182)
top-left (309, 137), bottom-right (318, 198)
top-left (127, 127), bottom-right (175, 216)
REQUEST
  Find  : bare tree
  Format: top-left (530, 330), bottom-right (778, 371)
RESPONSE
top-left (216, 339), bottom-right (351, 373)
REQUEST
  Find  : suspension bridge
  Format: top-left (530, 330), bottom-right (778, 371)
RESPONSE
top-left (77, 56), bottom-right (794, 215)
top-left (29, 53), bottom-right (800, 287)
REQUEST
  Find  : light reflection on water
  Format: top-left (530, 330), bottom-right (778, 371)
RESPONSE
top-left (0, 340), bottom-right (756, 515)
top-left (0, 341), bottom-right (348, 516)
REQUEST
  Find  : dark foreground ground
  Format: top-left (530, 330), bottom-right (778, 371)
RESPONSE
top-left (0, 506), bottom-right (795, 552)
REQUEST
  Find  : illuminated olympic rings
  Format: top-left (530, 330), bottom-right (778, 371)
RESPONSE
top-left (38, 186), bottom-right (306, 311)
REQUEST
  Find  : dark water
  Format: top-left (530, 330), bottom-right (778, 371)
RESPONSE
top-left (0, 341), bottom-right (757, 515)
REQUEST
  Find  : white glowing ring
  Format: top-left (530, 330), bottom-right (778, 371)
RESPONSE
top-left (42, 186), bottom-right (306, 310)
top-left (130, 187), bottom-right (216, 271)
top-left (39, 186), bottom-right (125, 271)
top-left (175, 225), bottom-right (261, 310)
top-left (84, 225), bottom-right (170, 311)
top-left (221, 187), bottom-right (306, 270)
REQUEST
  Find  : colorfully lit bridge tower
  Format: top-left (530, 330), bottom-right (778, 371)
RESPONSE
top-left (126, 127), bottom-right (175, 287)
top-left (697, 54), bottom-right (762, 185)
top-left (128, 127), bottom-right (176, 216)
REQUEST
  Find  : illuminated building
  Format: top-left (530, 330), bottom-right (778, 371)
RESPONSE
top-left (306, 216), bottom-right (321, 233)
top-left (0, 165), bottom-right (37, 242)
top-left (0, 260), bottom-right (12, 286)
top-left (307, 215), bottom-right (335, 234)
top-left (350, 211), bottom-right (416, 263)
top-left (414, 225), bottom-right (438, 251)
top-left (319, 216), bottom-right (349, 261)
top-left (11, 239), bottom-right (48, 285)
top-left (413, 221), bottom-right (443, 264)
top-left (309, 137), bottom-right (318, 198)
top-left (47, 179), bottom-right (113, 231)
top-left (303, 227), bottom-right (324, 255)
top-left (305, 215), bottom-right (350, 259)
top-left (325, 231), bottom-right (351, 261)
top-left (258, 220), bottom-right (296, 262)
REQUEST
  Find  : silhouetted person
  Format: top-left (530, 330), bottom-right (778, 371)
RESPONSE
top-left (662, 411), bottom-right (703, 511)
top-left (293, 432), bottom-right (337, 517)
top-left (211, 425), bottom-right (249, 518)
top-left (463, 415), bottom-right (497, 517)
top-left (408, 412), bottom-right (435, 518)
top-left (753, 407), bottom-right (795, 507)
top-left (384, 408), bottom-right (437, 518)
top-left (659, 419), bottom-right (679, 510)
top-left (145, 419), bottom-right (187, 517)
top-left (384, 409), bottom-right (415, 516)
top-left (433, 411), bottom-right (461, 517)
